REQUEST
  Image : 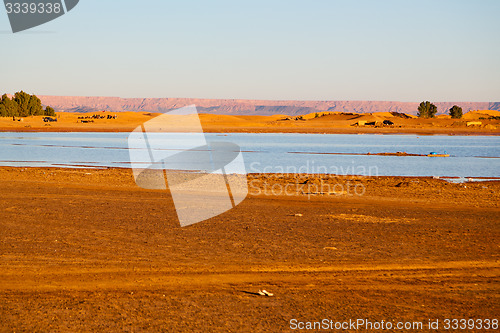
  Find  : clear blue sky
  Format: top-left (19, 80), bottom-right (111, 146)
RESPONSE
top-left (1, 0), bottom-right (499, 101)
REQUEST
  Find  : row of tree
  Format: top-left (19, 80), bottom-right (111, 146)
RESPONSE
top-left (0, 91), bottom-right (55, 117)
top-left (417, 101), bottom-right (463, 119)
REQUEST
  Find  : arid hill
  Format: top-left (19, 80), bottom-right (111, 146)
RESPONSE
top-left (37, 96), bottom-right (500, 116)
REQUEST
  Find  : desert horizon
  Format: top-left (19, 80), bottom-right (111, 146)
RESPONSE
top-left (2, 1), bottom-right (499, 331)
top-left (1, 109), bottom-right (499, 135)
top-left (33, 95), bottom-right (500, 116)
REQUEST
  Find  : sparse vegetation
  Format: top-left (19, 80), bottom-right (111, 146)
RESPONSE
top-left (0, 91), bottom-right (55, 117)
top-left (44, 106), bottom-right (55, 116)
top-left (314, 112), bottom-right (333, 118)
top-left (449, 105), bottom-right (463, 119)
top-left (390, 112), bottom-right (412, 119)
top-left (417, 101), bottom-right (437, 118)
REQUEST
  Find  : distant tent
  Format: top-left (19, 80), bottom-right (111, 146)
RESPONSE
top-left (383, 120), bottom-right (394, 125)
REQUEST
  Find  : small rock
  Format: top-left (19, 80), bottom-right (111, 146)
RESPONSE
top-left (258, 290), bottom-right (274, 297)
top-left (294, 213), bottom-right (303, 217)
top-left (263, 290), bottom-right (273, 297)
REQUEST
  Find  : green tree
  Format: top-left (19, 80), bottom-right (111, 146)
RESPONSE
top-left (417, 101), bottom-right (437, 118)
top-left (449, 105), bottom-right (463, 119)
top-left (1, 94), bottom-right (19, 117)
top-left (13, 91), bottom-right (31, 117)
top-left (0, 92), bottom-right (55, 117)
top-left (44, 106), bottom-right (56, 116)
top-left (28, 94), bottom-right (44, 116)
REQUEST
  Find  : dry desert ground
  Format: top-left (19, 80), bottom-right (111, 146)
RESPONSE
top-left (0, 167), bottom-right (498, 331)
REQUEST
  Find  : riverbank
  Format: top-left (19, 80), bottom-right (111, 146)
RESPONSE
top-left (0, 167), bottom-right (498, 331)
top-left (1, 111), bottom-right (499, 135)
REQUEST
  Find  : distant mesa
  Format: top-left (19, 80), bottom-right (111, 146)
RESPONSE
top-left (37, 96), bottom-right (500, 117)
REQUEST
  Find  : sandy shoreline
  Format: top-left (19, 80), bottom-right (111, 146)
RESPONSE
top-left (0, 167), bottom-right (498, 331)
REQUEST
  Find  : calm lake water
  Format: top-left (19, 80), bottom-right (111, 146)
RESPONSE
top-left (0, 132), bottom-right (499, 179)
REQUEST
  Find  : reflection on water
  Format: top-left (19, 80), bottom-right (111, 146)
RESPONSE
top-left (0, 132), bottom-right (499, 178)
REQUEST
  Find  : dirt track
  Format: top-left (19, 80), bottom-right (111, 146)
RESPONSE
top-left (0, 168), bottom-right (499, 331)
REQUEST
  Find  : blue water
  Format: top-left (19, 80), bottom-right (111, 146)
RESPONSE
top-left (0, 132), bottom-right (499, 178)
